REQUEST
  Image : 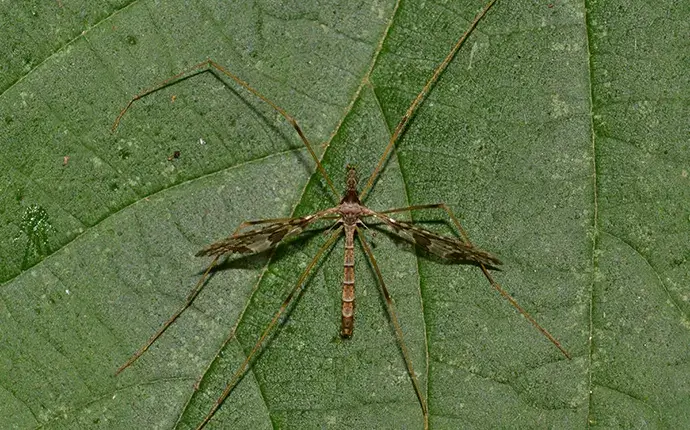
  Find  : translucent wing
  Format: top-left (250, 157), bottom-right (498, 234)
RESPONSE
top-left (371, 211), bottom-right (502, 267)
top-left (196, 210), bottom-right (335, 257)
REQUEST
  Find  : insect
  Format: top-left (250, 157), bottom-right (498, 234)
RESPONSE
top-left (112, 0), bottom-right (570, 428)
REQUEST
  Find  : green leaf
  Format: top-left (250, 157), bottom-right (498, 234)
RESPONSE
top-left (1, 0), bottom-right (688, 429)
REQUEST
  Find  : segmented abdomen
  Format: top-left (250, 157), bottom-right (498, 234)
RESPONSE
top-left (341, 226), bottom-right (355, 337)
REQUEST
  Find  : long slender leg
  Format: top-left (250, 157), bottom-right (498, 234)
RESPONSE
top-left (360, 0), bottom-right (498, 200)
top-left (378, 203), bottom-right (449, 216)
top-left (356, 227), bottom-right (429, 430)
top-left (196, 226), bottom-right (343, 430)
top-left (374, 203), bottom-right (571, 359)
top-left (115, 215), bottom-right (310, 375)
top-left (115, 254), bottom-right (221, 375)
top-left (111, 60), bottom-right (339, 197)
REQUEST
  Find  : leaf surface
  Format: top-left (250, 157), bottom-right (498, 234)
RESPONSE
top-left (0, 0), bottom-right (688, 429)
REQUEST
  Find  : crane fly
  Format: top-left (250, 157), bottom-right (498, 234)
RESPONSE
top-left (111, 0), bottom-right (570, 428)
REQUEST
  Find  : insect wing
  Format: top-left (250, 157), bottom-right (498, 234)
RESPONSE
top-left (371, 212), bottom-right (502, 267)
top-left (196, 212), bottom-right (330, 257)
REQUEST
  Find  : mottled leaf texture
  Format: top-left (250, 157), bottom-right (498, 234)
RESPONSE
top-left (0, 1), bottom-right (688, 429)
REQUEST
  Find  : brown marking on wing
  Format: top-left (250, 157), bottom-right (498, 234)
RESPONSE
top-left (267, 227), bottom-right (289, 243)
top-left (372, 212), bottom-right (502, 267)
top-left (196, 212), bottom-right (331, 257)
top-left (411, 231), bottom-right (432, 248)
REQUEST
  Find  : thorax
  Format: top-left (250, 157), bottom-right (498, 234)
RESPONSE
top-left (338, 190), bottom-right (368, 226)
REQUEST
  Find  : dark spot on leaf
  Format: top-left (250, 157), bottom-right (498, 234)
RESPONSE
top-left (126, 35), bottom-right (137, 45)
top-left (167, 150), bottom-right (181, 161)
top-left (118, 147), bottom-right (131, 160)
